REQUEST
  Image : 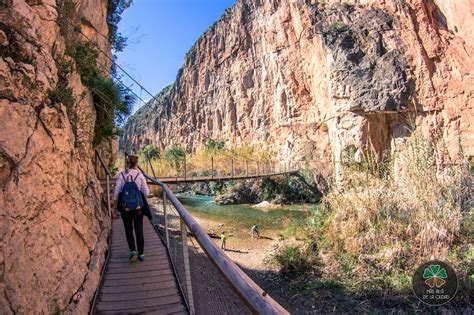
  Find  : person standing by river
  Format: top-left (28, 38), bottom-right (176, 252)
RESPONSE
top-left (112, 155), bottom-right (150, 262)
top-left (220, 231), bottom-right (227, 251)
top-left (250, 224), bottom-right (260, 239)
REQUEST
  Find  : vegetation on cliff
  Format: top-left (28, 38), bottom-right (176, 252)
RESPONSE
top-left (54, 0), bottom-right (134, 146)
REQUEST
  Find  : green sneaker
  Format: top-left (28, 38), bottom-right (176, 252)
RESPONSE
top-left (138, 254), bottom-right (145, 261)
top-left (129, 251), bottom-right (137, 262)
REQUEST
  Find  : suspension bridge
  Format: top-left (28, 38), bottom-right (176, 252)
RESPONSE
top-left (91, 150), bottom-right (298, 314)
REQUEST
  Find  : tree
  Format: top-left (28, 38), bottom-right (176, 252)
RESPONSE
top-left (164, 146), bottom-right (185, 172)
top-left (139, 144), bottom-right (160, 173)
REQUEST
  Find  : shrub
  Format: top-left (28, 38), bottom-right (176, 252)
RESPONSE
top-left (89, 76), bottom-right (135, 145)
top-left (273, 242), bottom-right (320, 275)
top-left (164, 146), bottom-right (186, 171)
top-left (205, 139), bottom-right (225, 153)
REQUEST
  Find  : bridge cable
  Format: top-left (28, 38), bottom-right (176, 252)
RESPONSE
top-left (64, 18), bottom-right (274, 165)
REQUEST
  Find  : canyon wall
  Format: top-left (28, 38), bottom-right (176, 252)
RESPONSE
top-left (122, 0), bottom-right (473, 180)
top-left (0, 0), bottom-right (110, 313)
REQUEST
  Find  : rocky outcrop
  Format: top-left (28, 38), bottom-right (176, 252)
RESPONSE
top-left (0, 0), bottom-right (111, 314)
top-left (122, 0), bottom-right (473, 181)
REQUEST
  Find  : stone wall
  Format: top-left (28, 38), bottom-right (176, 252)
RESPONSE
top-left (122, 0), bottom-right (473, 181)
top-left (0, 0), bottom-right (111, 313)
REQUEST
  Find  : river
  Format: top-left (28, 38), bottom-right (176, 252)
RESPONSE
top-left (177, 194), bottom-right (317, 232)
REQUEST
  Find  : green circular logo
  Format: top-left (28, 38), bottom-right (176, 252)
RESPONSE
top-left (412, 260), bottom-right (458, 306)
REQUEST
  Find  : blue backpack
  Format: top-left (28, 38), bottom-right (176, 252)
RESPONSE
top-left (119, 172), bottom-right (144, 211)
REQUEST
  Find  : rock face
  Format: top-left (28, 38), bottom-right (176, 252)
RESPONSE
top-left (0, 0), bottom-right (110, 314)
top-left (122, 0), bottom-right (473, 181)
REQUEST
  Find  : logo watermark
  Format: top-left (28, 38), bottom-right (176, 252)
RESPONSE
top-left (412, 260), bottom-right (458, 306)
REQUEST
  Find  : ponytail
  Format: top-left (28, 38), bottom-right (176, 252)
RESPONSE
top-left (126, 155), bottom-right (139, 171)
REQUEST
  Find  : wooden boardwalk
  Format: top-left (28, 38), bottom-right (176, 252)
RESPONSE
top-left (93, 218), bottom-right (188, 314)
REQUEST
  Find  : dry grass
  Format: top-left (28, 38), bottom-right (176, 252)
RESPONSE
top-left (142, 146), bottom-right (273, 178)
top-left (319, 129), bottom-right (473, 291)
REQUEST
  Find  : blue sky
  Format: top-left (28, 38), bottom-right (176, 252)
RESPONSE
top-left (116, 0), bottom-right (236, 112)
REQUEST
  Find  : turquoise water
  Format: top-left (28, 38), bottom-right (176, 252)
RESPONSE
top-left (177, 194), bottom-right (317, 230)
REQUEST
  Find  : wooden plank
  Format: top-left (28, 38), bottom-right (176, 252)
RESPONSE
top-left (96, 294), bottom-right (183, 311)
top-left (110, 243), bottom-right (167, 251)
top-left (110, 248), bottom-right (167, 262)
top-left (99, 280), bottom-right (178, 294)
top-left (105, 263), bottom-right (171, 274)
top-left (104, 268), bottom-right (173, 280)
top-left (101, 273), bottom-right (175, 287)
top-left (109, 239), bottom-right (161, 246)
top-left (97, 302), bottom-right (186, 314)
top-left (107, 253), bottom-right (169, 263)
top-left (105, 261), bottom-right (171, 271)
top-left (99, 287), bottom-right (179, 302)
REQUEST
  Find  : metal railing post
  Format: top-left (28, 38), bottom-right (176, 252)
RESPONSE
top-left (231, 159), bottom-right (234, 178)
top-left (246, 160), bottom-right (248, 176)
top-left (106, 174), bottom-right (111, 218)
top-left (180, 218), bottom-right (195, 314)
top-left (211, 156), bottom-right (214, 179)
top-left (163, 192), bottom-right (170, 247)
top-left (257, 161), bottom-right (259, 176)
top-left (184, 154), bottom-right (187, 180)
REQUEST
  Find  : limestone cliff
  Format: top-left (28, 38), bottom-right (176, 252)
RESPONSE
top-left (122, 0), bottom-right (473, 179)
top-left (0, 0), bottom-right (111, 313)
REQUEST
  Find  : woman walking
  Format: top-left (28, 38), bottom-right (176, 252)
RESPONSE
top-left (113, 155), bottom-right (150, 262)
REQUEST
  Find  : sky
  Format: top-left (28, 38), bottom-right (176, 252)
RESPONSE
top-left (116, 0), bottom-right (236, 113)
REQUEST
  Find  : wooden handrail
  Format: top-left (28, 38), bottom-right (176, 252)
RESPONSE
top-left (141, 171), bottom-right (289, 315)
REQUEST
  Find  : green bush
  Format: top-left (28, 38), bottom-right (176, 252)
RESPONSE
top-left (164, 146), bottom-right (185, 171)
top-left (205, 139), bottom-right (225, 153)
top-left (273, 243), bottom-right (320, 275)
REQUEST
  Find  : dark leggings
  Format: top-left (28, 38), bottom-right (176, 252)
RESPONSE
top-left (121, 211), bottom-right (144, 255)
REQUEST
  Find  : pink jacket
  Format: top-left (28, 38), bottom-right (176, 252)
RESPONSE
top-left (113, 169), bottom-right (150, 201)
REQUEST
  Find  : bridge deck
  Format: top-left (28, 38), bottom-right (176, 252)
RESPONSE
top-left (93, 218), bottom-right (187, 314)
top-left (154, 170), bottom-right (299, 184)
